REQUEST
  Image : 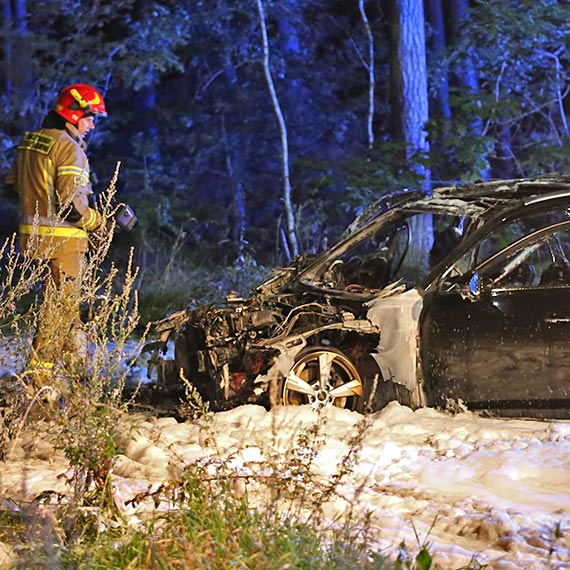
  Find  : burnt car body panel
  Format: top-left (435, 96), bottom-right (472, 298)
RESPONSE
top-left (145, 176), bottom-right (570, 418)
top-left (421, 217), bottom-right (570, 416)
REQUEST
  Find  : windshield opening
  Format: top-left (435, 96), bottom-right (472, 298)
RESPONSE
top-left (309, 211), bottom-right (468, 292)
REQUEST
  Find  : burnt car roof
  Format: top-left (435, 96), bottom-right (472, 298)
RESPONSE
top-left (339, 175), bottom-right (570, 247)
top-left (428, 175), bottom-right (570, 210)
top-left (348, 175), bottom-right (570, 230)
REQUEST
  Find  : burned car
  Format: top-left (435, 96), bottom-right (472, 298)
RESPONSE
top-left (146, 176), bottom-right (570, 418)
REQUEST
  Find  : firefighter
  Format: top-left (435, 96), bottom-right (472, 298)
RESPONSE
top-left (6, 83), bottom-right (109, 387)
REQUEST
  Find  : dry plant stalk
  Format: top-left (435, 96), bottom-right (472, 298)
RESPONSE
top-left (0, 164), bottom-right (145, 492)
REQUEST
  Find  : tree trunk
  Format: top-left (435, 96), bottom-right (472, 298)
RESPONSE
top-left (388, 0), bottom-right (431, 275)
top-left (494, 123), bottom-right (515, 179)
top-left (3, 0), bottom-right (14, 96)
top-left (140, 67), bottom-right (162, 164)
top-left (388, 0), bottom-right (430, 189)
top-left (3, 0), bottom-right (33, 105)
top-left (448, 0), bottom-right (489, 181)
top-left (448, 0), bottom-right (480, 93)
top-left (221, 114), bottom-right (247, 259)
top-left (426, 0), bottom-right (451, 122)
top-left (359, 0), bottom-right (375, 149)
top-left (256, 0), bottom-right (299, 260)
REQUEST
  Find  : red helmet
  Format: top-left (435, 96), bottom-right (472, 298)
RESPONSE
top-left (54, 83), bottom-right (107, 124)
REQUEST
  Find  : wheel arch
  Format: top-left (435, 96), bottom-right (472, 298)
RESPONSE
top-left (278, 330), bottom-right (417, 413)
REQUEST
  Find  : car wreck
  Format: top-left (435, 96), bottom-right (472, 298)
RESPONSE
top-left (145, 176), bottom-right (570, 418)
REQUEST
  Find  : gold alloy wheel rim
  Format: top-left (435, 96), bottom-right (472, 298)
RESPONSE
top-left (283, 349), bottom-right (363, 410)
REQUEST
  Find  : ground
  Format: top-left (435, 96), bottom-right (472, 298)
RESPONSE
top-left (0, 401), bottom-right (569, 569)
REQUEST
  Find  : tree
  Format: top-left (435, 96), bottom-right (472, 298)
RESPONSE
top-left (387, 0), bottom-right (430, 188)
top-left (387, 0), bottom-right (432, 276)
top-left (2, 0), bottom-right (33, 123)
top-left (4, 0), bottom-right (570, 278)
top-left (426, 0), bottom-right (450, 123)
top-left (448, 0), bottom-right (490, 181)
top-left (359, 0), bottom-right (375, 149)
top-left (452, 0), bottom-right (570, 178)
top-left (424, 0), bottom-right (451, 182)
top-left (256, 0), bottom-right (299, 260)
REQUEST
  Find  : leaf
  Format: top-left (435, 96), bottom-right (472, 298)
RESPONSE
top-left (395, 541), bottom-right (409, 569)
top-left (415, 546), bottom-right (433, 570)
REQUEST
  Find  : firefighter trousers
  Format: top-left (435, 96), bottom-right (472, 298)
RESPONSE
top-left (28, 251), bottom-right (88, 375)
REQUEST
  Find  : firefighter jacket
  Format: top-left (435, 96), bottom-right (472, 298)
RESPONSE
top-left (7, 122), bottom-right (102, 261)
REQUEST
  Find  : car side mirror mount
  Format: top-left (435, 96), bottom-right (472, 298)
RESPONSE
top-left (469, 272), bottom-right (481, 297)
top-left (439, 270), bottom-right (482, 299)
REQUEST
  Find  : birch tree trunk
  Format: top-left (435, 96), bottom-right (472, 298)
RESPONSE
top-left (256, 0), bottom-right (299, 260)
top-left (359, 0), bottom-right (375, 149)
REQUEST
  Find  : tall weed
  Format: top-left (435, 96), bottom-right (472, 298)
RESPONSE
top-left (0, 164), bottom-right (144, 492)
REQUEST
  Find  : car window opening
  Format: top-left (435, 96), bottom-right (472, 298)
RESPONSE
top-left (316, 211), bottom-right (467, 292)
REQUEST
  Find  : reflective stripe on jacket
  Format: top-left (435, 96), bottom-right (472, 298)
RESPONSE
top-left (19, 224), bottom-right (88, 239)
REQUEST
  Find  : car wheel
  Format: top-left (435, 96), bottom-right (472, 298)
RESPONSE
top-left (280, 347), bottom-right (364, 411)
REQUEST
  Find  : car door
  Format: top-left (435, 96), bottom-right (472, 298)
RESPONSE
top-left (420, 220), bottom-right (570, 416)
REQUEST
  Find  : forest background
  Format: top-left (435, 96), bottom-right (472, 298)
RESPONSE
top-left (2, 0), bottom-right (570, 322)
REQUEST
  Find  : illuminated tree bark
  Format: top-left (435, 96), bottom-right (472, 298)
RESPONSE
top-left (388, 0), bottom-right (432, 274)
top-left (388, 0), bottom-right (430, 188)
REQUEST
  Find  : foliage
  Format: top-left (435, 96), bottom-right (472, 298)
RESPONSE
top-left (60, 495), bottom-right (378, 569)
top-left (3, 0), bottom-right (570, 316)
top-left (0, 169), bottom-right (144, 487)
top-left (0, 173), bottom-right (145, 568)
top-left (136, 249), bottom-right (271, 325)
top-left (56, 410), bottom-right (390, 570)
top-left (438, 0), bottom-right (570, 181)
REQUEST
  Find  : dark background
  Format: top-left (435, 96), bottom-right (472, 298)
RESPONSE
top-left (2, 0), bottom-right (570, 316)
